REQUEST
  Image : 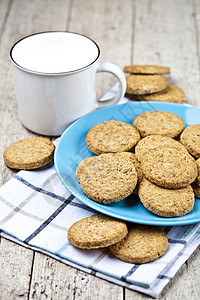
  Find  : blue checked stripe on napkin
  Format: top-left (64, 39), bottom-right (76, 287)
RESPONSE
top-left (0, 84), bottom-right (200, 298)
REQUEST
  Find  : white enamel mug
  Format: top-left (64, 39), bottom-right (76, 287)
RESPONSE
top-left (10, 31), bottom-right (126, 136)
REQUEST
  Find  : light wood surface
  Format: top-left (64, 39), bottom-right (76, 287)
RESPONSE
top-left (0, 0), bottom-right (200, 299)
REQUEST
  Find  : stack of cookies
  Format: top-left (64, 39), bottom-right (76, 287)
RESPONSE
top-left (73, 112), bottom-right (200, 262)
top-left (77, 112), bottom-right (199, 218)
top-left (124, 64), bottom-right (186, 104)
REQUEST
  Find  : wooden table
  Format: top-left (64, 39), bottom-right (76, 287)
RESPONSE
top-left (0, 0), bottom-right (200, 299)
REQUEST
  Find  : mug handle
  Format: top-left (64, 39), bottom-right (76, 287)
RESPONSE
top-left (96, 61), bottom-right (126, 108)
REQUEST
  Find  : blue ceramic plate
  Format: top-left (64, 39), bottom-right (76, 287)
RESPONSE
top-left (55, 101), bottom-right (200, 226)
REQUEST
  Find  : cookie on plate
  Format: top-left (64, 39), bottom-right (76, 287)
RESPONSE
top-left (117, 152), bottom-right (143, 184)
top-left (140, 146), bottom-right (198, 189)
top-left (126, 75), bottom-right (168, 95)
top-left (138, 84), bottom-right (186, 104)
top-left (86, 120), bottom-right (140, 155)
top-left (68, 214), bottom-right (128, 249)
top-left (76, 152), bottom-right (137, 204)
top-left (135, 135), bottom-right (188, 162)
top-left (124, 65), bottom-right (170, 75)
top-left (138, 178), bottom-right (195, 217)
top-left (180, 124), bottom-right (200, 158)
top-left (3, 137), bottom-right (55, 170)
top-left (133, 111), bottom-right (185, 138)
top-left (109, 224), bottom-right (168, 264)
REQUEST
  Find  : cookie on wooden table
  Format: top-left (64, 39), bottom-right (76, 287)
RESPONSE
top-left (140, 146), bottom-right (198, 189)
top-left (86, 120), bottom-right (140, 155)
top-left (126, 75), bottom-right (168, 95)
top-left (124, 65), bottom-right (170, 75)
top-left (133, 111), bottom-right (185, 138)
top-left (138, 178), bottom-right (195, 217)
top-left (68, 214), bottom-right (128, 249)
top-left (138, 84), bottom-right (186, 104)
top-left (76, 152), bottom-right (137, 204)
top-left (109, 224), bottom-right (168, 264)
top-left (135, 135), bottom-right (188, 162)
top-left (180, 124), bottom-right (200, 158)
top-left (3, 137), bottom-right (55, 170)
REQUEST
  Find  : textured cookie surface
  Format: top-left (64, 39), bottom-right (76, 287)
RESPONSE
top-left (116, 152), bottom-right (143, 185)
top-left (124, 65), bottom-right (170, 75)
top-left (180, 124), bottom-right (200, 158)
top-left (140, 146), bottom-right (197, 188)
top-left (135, 135), bottom-right (188, 162)
top-left (86, 120), bottom-right (140, 155)
top-left (68, 214), bottom-right (128, 249)
top-left (76, 153), bottom-right (137, 204)
top-left (138, 178), bottom-right (195, 217)
top-left (126, 75), bottom-right (168, 94)
top-left (138, 84), bottom-right (186, 103)
top-left (3, 137), bottom-right (55, 170)
top-left (109, 224), bottom-right (168, 264)
top-left (133, 111), bottom-right (185, 138)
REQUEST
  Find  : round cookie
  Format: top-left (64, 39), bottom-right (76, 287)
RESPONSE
top-left (124, 65), bottom-right (170, 75)
top-left (138, 84), bottom-right (186, 104)
top-left (140, 146), bottom-right (198, 189)
top-left (126, 75), bottom-right (168, 95)
top-left (109, 224), bottom-right (168, 264)
top-left (195, 158), bottom-right (200, 186)
top-left (133, 111), bottom-right (185, 138)
top-left (3, 137), bottom-right (55, 170)
top-left (135, 135), bottom-right (188, 162)
top-left (180, 124), bottom-right (200, 158)
top-left (138, 178), bottom-right (195, 217)
top-left (86, 120), bottom-right (140, 155)
top-left (76, 152), bottom-right (137, 204)
top-left (68, 214), bottom-right (128, 249)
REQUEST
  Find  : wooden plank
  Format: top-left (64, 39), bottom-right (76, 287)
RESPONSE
top-left (0, 0), bottom-right (70, 185)
top-left (0, 1), bottom-right (70, 299)
top-left (0, 0), bottom-right (12, 36)
top-left (132, 0), bottom-right (200, 108)
top-left (68, 0), bottom-right (132, 98)
top-left (0, 238), bottom-right (33, 299)
top-left (29, 253), bottom-right (123, 300)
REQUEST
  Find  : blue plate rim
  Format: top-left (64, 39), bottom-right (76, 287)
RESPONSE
top-left (54, 101), bottom-right (200, 226)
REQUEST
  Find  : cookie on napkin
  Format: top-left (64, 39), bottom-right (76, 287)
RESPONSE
top-left (68, 214), bottom-right (128, 249)
top-left (126, 75), bottom-right (168, 95)
top-left (124, 65), bottom-right (170, 75)
top-left (86, 120), bottom-right (140, 155)
top-left (3, 137), bottom-right (55, 170)
top-left (109, 224), bottom-right (168, 264)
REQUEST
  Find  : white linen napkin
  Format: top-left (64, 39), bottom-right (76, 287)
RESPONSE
top-left (0, 84), bottom-right (200, 298)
